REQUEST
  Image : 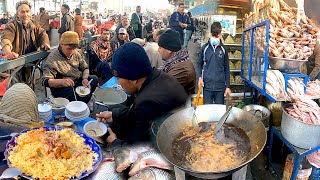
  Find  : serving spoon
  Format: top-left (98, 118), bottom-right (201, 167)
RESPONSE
top-left (0, 133), bottom-right (18, 140)
top-left (47, 96), bottom-right (63, 108)
top-left (214, 106), bottom-right (232, 133)
top-left (191, 85), bottom-right (203, 128)
top-left (0, 167), bottom-right (22, 179)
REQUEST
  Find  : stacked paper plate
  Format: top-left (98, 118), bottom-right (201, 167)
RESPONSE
top-left (65, 101), bottom-right (90, 121)
top-left (38, 104), bottom-right (52, 122)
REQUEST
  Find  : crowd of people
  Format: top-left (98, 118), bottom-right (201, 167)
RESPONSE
top-left (0, 1), bottom-right (231, 147)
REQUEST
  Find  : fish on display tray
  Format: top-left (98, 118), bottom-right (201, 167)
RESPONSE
top-left (128, 167), bottom-right (173, 180)
top-left (129, 150), bottom-right (173, 176)
top-left (113, 144), bottom-right (152, 173)
top-left (113, 148), bottom-right (131, 173)
top-left (92, 159), bottom-right (126, 180)
top-left (93, 144), bottom-right (174, 179)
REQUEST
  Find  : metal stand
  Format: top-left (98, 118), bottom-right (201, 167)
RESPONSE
top-left (268, 127), bottom-right (320, 180)
top-left (174, 166), bottom-right (248, 180)
top-left (282, 73), bottom-right (309, 93)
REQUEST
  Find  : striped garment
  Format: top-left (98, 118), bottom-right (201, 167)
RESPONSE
top-left (91, 37), bottom-right (113, 62)
top-left (43, 47), bottom-right (88, 81)
top-left (0, 83), bottom-right (39, 128)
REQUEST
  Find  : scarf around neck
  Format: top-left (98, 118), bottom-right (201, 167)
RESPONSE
top-left (159, 47), bottom-right (189, 72)
top-left (91, 37), bottom-right (113, 61)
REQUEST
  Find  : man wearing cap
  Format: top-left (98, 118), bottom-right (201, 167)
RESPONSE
top-left (158, 29), bottom-right (196, 95)
top-left (110, 28), bottom-right (129, 52)
top-left (1, 0), bottom-right (50, 83)
top-left (42, 31), bottom-right (98, 103)
top-left (96, 42), bottom-right (187, 145)
top-left (115, 16), bottom-right (136, 41)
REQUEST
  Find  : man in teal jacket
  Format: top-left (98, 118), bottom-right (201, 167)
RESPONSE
top-left (131, 6), bottom-right (142, 38)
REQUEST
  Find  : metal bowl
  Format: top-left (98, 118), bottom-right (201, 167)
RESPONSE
top-left (242, 104), bottom-right (271, 129)
top-left (51, 98), bottom-right (69, 114)
top-left (268, 56), bottom-right (307, 73)
top-left (281, 104), bottom-right (320, 149)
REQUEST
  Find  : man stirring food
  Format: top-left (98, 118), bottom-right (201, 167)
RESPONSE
top-left (96, 42), bottom-right (188, 146)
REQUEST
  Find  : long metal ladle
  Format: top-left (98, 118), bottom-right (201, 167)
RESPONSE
top-left (214, 98), bottom-right (232, 133)
top-left (214, 106), bottom-right (232, 133)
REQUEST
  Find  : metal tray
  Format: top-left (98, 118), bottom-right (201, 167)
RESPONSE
top-left (269, 56), bottom-right (307, 73)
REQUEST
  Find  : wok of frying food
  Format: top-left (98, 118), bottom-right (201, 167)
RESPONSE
top-left (172, 122), bottom-right (251, 172)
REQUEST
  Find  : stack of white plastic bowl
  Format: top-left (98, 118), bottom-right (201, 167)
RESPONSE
top-left (65, 101), bottom-right (90, 121)
top-left (38, 104), bottom-right (52, 122)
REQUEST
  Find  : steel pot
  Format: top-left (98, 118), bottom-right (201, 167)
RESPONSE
top-left (156, 105), bottom-right (267, 179)
top-left (281, 103), bottom-right (320, 149)
top-left (92, 87), bottom-right (127, 117)
top-left (242, 104), bottom-right (271, 129)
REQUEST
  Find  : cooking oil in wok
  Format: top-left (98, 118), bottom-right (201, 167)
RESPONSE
top-left (171, 122), bottom-right (251, 172)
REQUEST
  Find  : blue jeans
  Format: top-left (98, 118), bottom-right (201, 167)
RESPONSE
top-left (203, 90), bottom-right (225, 104)
top-left (183, 30), bottom-right (193, 48)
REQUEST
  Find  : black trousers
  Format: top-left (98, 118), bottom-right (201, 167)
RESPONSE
top-left (203, 89), bottom-right (225, 105)
top-left (134, 30), bottom-right (142, 38)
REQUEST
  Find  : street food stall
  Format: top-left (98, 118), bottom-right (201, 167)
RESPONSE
top-left (2, 0), bottom-right (320, 179)
top-left (240, 0), bottom-right (320, 179)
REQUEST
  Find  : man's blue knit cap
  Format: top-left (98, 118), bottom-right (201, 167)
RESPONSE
top-left (112, 42), bottom-right (152, 80)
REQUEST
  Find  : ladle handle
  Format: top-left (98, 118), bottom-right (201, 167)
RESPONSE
top-left (226, 97), bottom-right (231, 110)
top-left (193, 84), bottom-right (203, 109)
top-left (150, 122), bottom-right (159, 137)
top-left (0, 135), bottom-right (12, 140)
top-left (214, 106), bottom-right (232, 133)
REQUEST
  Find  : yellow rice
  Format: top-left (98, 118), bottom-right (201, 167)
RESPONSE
top-left (7, 128), bottom-right (97, 180)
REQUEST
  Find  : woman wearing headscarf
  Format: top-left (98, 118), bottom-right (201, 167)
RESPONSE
top-left (0, 83), bottom-right (39, 136)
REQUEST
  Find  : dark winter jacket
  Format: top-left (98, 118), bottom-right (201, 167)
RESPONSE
top-left (110, 69), bottom-right (188, 144)
top-left (58, 13), bottom-right (74, 34)
top-left (186, 17), bottom-right (195, 32)
top-left (110, 35), bottom-right (128, 52)
top-left (160, 48), bottom-right (196, 95)
top-left (1, 19), bottom-right (49, 56)
top-left (169, 11), bottom-right (190, 32)
top-left (197, 40), bottom-right (230, 91)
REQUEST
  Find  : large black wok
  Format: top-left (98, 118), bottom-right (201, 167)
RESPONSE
top-left (156, 105), bottom-right (267, 179)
